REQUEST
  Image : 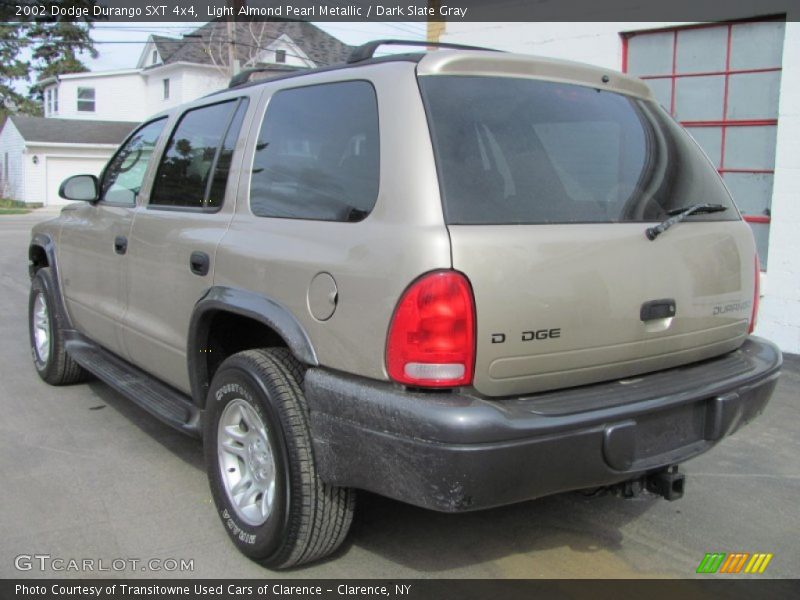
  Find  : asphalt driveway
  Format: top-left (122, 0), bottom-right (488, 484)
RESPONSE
top-left (1, 209), bottom-right (798, 579)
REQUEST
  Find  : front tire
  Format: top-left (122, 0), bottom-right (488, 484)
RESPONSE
top-left (204, 348), bottom-right (355, 569)
top-left (28, 267), bottom-right (86, 385)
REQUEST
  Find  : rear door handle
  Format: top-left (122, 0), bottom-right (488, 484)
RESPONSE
top-left (190, 251), bottom-right (210, 276)
top-left (641, 298), bottom-right (676, 321)
top-left (114, 236), bottom-right (128, 255)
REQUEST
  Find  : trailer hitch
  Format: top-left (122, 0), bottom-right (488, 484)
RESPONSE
top-left (646, 466), bottom-right (685, 501)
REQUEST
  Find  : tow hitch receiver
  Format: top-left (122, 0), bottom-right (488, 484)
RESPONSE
top-left (646, 466), bottom-right (685, 501)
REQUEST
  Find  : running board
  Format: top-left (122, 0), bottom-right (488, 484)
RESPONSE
top-left (65, 337), bottom-right (201, 437)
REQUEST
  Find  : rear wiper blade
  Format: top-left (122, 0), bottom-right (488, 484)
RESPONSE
top-left (645, 203), bottom-right (728, 241)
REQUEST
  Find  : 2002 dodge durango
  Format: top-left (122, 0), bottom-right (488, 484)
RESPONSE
top-left (27, 40), bottom-right (782, 568)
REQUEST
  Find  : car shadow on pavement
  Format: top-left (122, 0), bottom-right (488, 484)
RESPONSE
top-left (344, 489), bottom-right (659, 573)
top-left (85, 381), bottom-right (205, 472)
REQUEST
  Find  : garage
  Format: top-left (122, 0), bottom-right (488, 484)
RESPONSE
top-left (0, 115), bottom-right (137, 206)
top-left (45, 155), bottom-right (109, 206)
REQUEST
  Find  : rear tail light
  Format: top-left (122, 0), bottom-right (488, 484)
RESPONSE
top-left (749, 254), bottom-right (761, 334)
top-left (386, 270), bottom-right (475, 388)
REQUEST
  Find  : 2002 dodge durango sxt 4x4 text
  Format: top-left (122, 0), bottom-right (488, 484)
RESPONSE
top-left (27, 40), bottom-right (782, 568)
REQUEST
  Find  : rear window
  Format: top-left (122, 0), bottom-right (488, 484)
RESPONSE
top-left (419, 76), bottom-right (738, 225)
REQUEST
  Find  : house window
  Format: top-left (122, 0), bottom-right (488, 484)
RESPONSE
top-left (53, 87), bottom-right (58, 113)
top-left (77, 87), bottom-right (95, 112)
top-left (624, 19), bottom-right (785, 268)
top-left (275, 49), bottom-right (286, 63)
top-left (163, 78), bottom-right (170, 100)
top-left (152, 49), bottom-right (158, 64)
top-left (45, 89), bottom-right (52, 115)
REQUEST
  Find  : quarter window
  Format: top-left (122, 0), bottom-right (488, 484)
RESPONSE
top-left (150, 99), bottom-right (248, 210)
top-left (250, 81), bottom-right (380, 222)
top-left (624, 20), bottom-right (785, 267)
top-left (77, 87), bottom-right (95, 112)
top-left (101, 118), bottom-right (167, 205)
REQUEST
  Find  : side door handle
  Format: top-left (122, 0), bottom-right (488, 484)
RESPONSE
top-left (114, 236), bottom-right (128, 255)
top-left (190, 251), bottom-right (210, 276)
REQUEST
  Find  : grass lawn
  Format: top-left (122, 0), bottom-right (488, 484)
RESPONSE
top-left (0, 198), bottom-right (31, 215)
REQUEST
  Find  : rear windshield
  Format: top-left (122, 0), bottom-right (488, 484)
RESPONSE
top-left (419, 76), bottom-right (738, 225)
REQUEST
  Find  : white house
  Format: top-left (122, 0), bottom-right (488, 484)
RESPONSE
top-left (37, 21), bottom-right (352, 122)
top-left (440, 17), bottom-right (800, 354)
top-left (0, 115), bottom-right (136, 206)
top-left (0, 21), bottom-right (351, 206)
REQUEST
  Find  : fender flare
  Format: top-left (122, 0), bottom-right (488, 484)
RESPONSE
top-left (29, 233), bottom-right (74, 330)
top-left (187, 286), bottom-right (319, 406)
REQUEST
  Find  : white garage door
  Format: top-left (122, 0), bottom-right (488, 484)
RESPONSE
top-left (45, 156), bottom-right (109, 206)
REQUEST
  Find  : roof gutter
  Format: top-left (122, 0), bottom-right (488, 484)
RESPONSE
top-left (24, 142), bottom-right (122, 149)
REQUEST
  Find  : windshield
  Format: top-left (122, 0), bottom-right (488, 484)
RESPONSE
top-left (419, 76), bottom-right (739, 225)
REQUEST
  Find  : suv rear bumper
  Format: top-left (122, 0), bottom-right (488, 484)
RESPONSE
top-left (304, 336), bottom-right (781, 512)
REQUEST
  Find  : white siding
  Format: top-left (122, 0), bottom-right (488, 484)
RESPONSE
top-left (173, 66), bottom-right (229, 105)
top-left (24, 144), bottom-right (116, 206)
top-left (251, 34), bottom-right (316, 68)
top-left (757, 21), bottom-right (800, 353)
top-left (55, 71), bottom-right (147, 121)
top-left (0, 120), bottom-right (27, 202)
top-left (142, 65), bottom-right (228, 118)
top-left (47, 65), bottom-right (230, 125)
top-left (443, 19), bottom-right (800, 354)
top-left (145, 67), bottom-right (185, 115)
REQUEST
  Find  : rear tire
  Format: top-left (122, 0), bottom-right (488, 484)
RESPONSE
top-left (204, 348), bottom-right (355, 569)
top-left (28, 267), bottom-right (87, 385)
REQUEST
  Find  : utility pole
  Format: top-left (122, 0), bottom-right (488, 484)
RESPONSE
top-left (227, 0), bottom-right (243, 76)
top-left (427, 0), bottom-right (445, 45)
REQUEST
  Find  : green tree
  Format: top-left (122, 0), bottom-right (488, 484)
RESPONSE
top-left (0, 1), bottom-right (99, 116)
top-left (0, 23), bottom-right (34, 116)
top-left (29, 20), bottom-right (98, 81)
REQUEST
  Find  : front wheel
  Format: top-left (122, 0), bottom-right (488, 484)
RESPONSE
top-left (204, 348), bottom-right (355, 569)
top-left (28, 267), bottom-right (86, 385)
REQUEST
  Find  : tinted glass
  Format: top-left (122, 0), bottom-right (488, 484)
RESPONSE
top-left (724, 126), bottom-right (777, 170)
top-left (627, 32), bottom-right (673, 76)
top-left (727, 71), bottom-right (781, 120)
top-left (685, 126), bottom-right (722, 168)
top-left (674, 75), bottom-right (725, 121)
top-left (250, 81), bottom-right (379, 222)
top-left (420, 76), bottom-right (737, 225)
top-left (207, 100), bottom-right (249, 207)
top-left (151, 100), bottom-right (245, 209)
top-left (730, 21), bottom-right (785, 70)
top-left (101, 118), bottom-right (166, 205)
top-left (675, 26), bottom-right (727, 73)
top-left (723, 172), bottom-right (772, 217)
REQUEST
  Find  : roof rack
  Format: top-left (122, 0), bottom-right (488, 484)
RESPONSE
top-left (347, 39), bottom-right (499, 64)
top-left (228, 65), bottom-right (307, 88)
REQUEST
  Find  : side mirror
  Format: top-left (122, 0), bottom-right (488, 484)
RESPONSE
top-left (58, 174), bottom-right (99, 202)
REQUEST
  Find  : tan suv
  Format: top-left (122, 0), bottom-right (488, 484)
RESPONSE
top-left (28, 41), bottom-right (782, 568)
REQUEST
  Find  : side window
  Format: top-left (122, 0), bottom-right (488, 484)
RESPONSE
top-left (250, 81), bottom-right (379, 222)
top-left (150, 99), bottom-right (248, 210)
top-left (101, 118), bottom-right (167, 205)
top-left (77, 87), bottom-right (95, 112)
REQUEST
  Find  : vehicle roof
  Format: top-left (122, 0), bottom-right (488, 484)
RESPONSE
top-left (201, 49), bottom-right (654, 104)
